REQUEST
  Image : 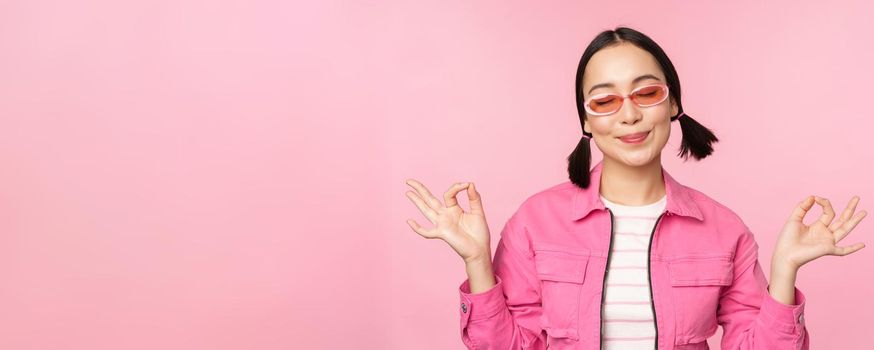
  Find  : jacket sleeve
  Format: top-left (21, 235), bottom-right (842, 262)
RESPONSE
top-left (717, 228), bottom-right (810, 350)
top-left (457, 215), bottom-right (547, 349)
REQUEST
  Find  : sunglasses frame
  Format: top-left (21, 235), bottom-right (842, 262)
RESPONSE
top-left (583, 83), bottom-right (671, 117)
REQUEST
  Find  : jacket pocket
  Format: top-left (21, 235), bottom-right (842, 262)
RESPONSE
top-left (667, 253), bottom-right (733, 345)
top-left (533, 243), bottom-right (589, 343)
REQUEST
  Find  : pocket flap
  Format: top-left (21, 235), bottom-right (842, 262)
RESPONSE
top-left (533, 243), bottom-right (589, 284)
top-left (668, 256), bottom-right (733, 286)
top-left (544, 326), bottom-right (580, 341)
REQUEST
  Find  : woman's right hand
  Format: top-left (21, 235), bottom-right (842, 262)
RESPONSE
top-left (405, 179), bottom-right (491, 263)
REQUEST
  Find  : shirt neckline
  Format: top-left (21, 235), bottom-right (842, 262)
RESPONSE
top-left (599, 193), bottom-right (667, 210)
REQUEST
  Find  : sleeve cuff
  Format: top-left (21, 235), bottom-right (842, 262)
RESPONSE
top-left (459, 274), bottom-right (508, 323)
top-left (760, 285), bottom-right (806, 334)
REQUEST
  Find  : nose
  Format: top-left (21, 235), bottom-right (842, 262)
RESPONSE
top-left (618, 96), bottom-right (643, 125)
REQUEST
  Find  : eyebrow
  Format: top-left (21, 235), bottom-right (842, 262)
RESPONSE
top-left (587, 74), bottom-right (662, 95)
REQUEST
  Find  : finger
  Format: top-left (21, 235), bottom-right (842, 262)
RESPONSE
top-left (467, 182), bottom-right (485, 216)
top-left (837, 195), bottom-right (861, 224)
top-left (444, 182), bottom-right (470, 208)
top-left (405, 190), bottom-right (438, 224)
top-left (789, 195), bottom-right (816, 223)
top-left (834, 210), bottom-right (868, 243)
top-left (815, 196), bottom-right (836, 226)
top-left (407, 219), bottom-right (439, 239)
top-left (830, 196), bottom-right (861, 237)
top-left (405, 179), bottom-right (444, 210)
top-left (830, 242), bottom-right (866, 256)
top-left (828, 219), bottom-right (845, 232)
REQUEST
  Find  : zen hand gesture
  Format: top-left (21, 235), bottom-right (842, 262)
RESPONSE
top-left (774, 195), bottom-right (867, 269)
top-left (404, 179), bottom-right (491, 263)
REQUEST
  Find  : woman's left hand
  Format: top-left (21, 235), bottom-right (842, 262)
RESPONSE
top-left (773, 195), bottom-right (867, 270)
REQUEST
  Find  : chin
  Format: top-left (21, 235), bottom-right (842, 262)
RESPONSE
top-left (616, 151), bottom-right (660, 167)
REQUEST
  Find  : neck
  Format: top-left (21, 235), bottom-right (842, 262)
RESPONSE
top-left (598, 157), bottom-right (666, 206)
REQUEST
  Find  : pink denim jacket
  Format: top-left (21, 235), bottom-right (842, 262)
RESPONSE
top-left (458, 160), bottom-right (809, 349)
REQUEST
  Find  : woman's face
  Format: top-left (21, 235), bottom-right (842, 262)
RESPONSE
top-left (581, 43), bottom-right (678, 168)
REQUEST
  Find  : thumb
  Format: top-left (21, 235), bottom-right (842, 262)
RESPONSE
top-left (467, 182), bottom-right (485, 215)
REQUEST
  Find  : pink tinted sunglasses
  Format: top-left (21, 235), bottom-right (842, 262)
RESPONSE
top-left (583, 83), bottom-right (671, 116)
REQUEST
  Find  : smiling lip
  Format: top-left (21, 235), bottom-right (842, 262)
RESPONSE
top-left (618, 131), bottom-right (649, 143)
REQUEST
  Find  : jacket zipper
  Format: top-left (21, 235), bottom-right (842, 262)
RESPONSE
top-left (599, 208), bottom-right (615, 350)
top-left (647, 212), bottom-right (666, 350)
top-left (600, 209), bottom-right (667, 350)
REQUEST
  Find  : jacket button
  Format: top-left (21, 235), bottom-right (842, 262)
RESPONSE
top-left (461, 303), bottom-right (468, 313)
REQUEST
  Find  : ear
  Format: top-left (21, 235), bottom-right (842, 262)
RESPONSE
top-left (670, 97), bottom-right (679, 118)
top-left (583, 118), bottom-right (591, 134)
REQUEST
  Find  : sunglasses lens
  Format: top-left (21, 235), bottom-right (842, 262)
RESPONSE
top-left (585, 85), bottom-right (668, 115)
top-left (632, 85), bottom-right (667, 106)
top-left (588, 95), bottom-right (622, 114)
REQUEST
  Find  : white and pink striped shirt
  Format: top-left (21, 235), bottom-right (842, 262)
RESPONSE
top-left (599, 193), bottom-right (666, 349)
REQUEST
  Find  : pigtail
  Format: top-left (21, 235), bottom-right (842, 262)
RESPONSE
top-left (673, 112), bottom-right (719, 161)
top-left (567, 133), bottom-right (593, 188)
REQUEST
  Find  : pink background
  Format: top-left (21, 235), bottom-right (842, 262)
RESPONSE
top-left (1, 0), bottom-right (872, 349)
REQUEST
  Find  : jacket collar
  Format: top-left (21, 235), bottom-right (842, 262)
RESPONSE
top-left (571, 160), bottom-right (703, 221)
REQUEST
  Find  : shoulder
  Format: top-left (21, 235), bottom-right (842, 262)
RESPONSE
top-left (682, 187), bottom-right (763, 266)
top-left (682, 185), bottom-right (753, 236)
top-left (513, 181), bottom-right (578, 218)
top-left (684, 186), bottom-right (741, 219)
top-left (497, 181), bottom-right (579, 251)
top-left (498, 181), bottom-right (576, 234)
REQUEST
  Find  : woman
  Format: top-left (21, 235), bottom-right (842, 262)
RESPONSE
top-left (403, 27), bottom-right (866, 350)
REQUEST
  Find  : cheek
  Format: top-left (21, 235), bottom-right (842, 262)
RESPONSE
top-left (655, 119), bottom-right (671, 140)
top-left (587, 117), bottom-right (613, 135)
top-left (642, 118), bottom-right (669, 147)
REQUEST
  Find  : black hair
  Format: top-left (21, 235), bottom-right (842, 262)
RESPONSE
top-left (567, 26), bottom-right (719, 189)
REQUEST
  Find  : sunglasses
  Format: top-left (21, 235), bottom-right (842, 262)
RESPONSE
top-left (583, 83), bottom-right (670, 116)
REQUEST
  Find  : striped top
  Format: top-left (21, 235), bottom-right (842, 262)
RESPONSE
top-left (599, 193), bottom-right (666, 349)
